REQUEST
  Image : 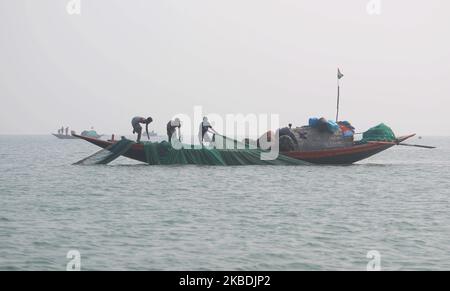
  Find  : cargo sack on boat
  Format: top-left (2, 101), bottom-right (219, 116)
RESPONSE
top-left (361, 123), bottom-right (396, 143)
top-left (338, 121), bottom-right (355, 138)
top-left (143, 134), bottom-right (308, 166)
top-left (73, 138), bottom-right (134, 165)
top-left (308, 117), bottom-right (339, 133)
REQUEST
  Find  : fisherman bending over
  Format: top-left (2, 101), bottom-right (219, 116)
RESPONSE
top-left (198, 117), bottom-right (217, 146)
top-left (131, 116), bottom-right (153, 143)
top-left (167, 118), bottom-right (181, 143)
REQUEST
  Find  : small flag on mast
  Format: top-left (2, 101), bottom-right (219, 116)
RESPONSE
top-left (338, 68), bottom-right (344, 79)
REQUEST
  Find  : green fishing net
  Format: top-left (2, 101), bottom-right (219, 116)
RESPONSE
top-left (143, 134), bottom-right (308, 166)
top-left (73, 138), bottom-right (134, 165)
top-left (360, 123), bottom-right (396, 143)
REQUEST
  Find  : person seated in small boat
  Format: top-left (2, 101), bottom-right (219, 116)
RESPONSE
top-left (131, 116), bottom-right (153, 143)
top-left (198, 117), bottom-right (217, 146)
top-left (167, 118), bottom-right (181, 143)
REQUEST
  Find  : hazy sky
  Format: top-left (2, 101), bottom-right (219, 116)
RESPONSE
top-left (1, 0), bottom-right (449, 136)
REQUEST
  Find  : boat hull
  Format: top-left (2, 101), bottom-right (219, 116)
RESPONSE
top-left (52, 134), bottom-right (79, 139)
top-left (284, 142), bottom-right (393, 164)
top-left (73, 134), bottom-right (414, 165)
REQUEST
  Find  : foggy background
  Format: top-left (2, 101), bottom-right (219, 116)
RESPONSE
top-left (0, 0), bottom-right (449, 136)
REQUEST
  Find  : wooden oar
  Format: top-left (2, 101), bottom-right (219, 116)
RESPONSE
top-left (398, 143), bottom-right (436, 149)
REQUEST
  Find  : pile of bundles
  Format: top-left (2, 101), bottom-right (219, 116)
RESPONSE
top-left (338, 121), bottom-right (355, 138)
top-left (308, 117), bottom-right (355, 138)
top-left (360, 123), bottom-right (396, 143)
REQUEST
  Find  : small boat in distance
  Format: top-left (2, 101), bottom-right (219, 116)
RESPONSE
top-left (52, 133), bottom-right (79, 139)
top-left (53, 126), bottom-right (78, 139)
top-left (80, 128), bottom-right (103, 139)
top-left (53, 126), bottom-right (103, 140)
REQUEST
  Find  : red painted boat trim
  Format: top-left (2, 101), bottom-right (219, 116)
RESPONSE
top-left (285, 141), bottom-right (389, 159)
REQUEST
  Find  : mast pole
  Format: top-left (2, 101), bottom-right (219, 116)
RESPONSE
top-left (336, 68), bottom-right (343, 122)
top-left (336, 77), bottom-right (340, 122)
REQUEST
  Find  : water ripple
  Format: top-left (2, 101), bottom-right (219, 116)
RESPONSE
top-left (0, 135), bottom-right (449, 270)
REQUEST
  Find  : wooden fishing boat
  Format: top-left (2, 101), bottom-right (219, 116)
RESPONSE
top-left (52, 133), bottom-right (79, 139)
top-left (72, 132), bottom-right (415, 165)
top-left (71, 70), bottom-right (430, 165)
top-left (53, 130), bottom-right (103, 140)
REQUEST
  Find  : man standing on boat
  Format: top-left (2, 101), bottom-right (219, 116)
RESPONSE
top-left (167, 118), bottom-right (181, 144)
top-left (131, 116), bottom-right (153, 143)
top-left (198, 117), bottom-right (217, 146)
